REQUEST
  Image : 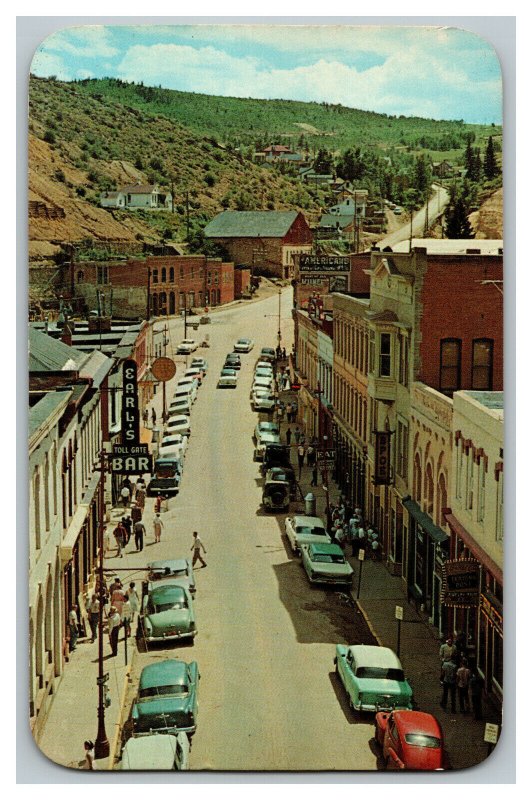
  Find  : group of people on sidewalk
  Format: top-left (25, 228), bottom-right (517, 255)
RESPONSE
top-left (439, 634), bottom-right (484, 718)
top-left (83, 577), bottom-right (141, 656)
top-left (327, 502), bottom-right (381, 560)
top-left (112, 476), bottom-right (168, 557)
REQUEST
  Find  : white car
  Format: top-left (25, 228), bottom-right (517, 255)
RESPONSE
top-left (169, 395), bottom-right (191, 415)
top-left (252, 390), bottom-right (276, 411)
top-left (176, 339), bottom-right (198, 354)
top-left (159, 433), bottom-right (187, 460)
top-left (184, 367), bottom-right (203, 385)
top-left (165, 414), bottom-right (191, 437)
top-left (234, 338), bottom-right (255, 353)
top-left (255, 361), bottom-right (273, 372)
top-left (251, 377), bottom-right (274, 396)
top-left (175, 378), bottom-right (198, 403)
top-left (284, 514), bottom-right (331, 555)
top-left (254, 430), bottom-right (281, 461)
top-left (218, 368), bottom-right (238, 388)
top-left (255, 367), bottom-right (273, 380)
top-left (254, 421), bottom-right (280, 442)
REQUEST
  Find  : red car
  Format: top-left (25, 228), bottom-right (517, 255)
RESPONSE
top-left (375, 710), bottom-right (449, 770)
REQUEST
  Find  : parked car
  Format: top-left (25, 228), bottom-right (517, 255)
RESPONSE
top-left (132, 659), bottom-right (199, 735)
top-left (120, 732), bottom-right (190, 771)
top-left (262, 472), bottom-right (290, 511)
top-left (147, 457), bottom-right (182, 497)
top-left (251, 377), bottom-right (274, 396)
top-left (254, 421), bottom-right (280, 442)
top-left (255, 360), bottom-right (274, 372)
top-left (393, 207), bottom-right (403, 215)
top-left (141, 583), bottom-right (196, 644)
top-left (254, 429), bottom-right (281, 461)
top-left (265, 466), bottom-right (297, 498)
top-left (334, 645), bottom-right (413, 713)
top-left (169, 396), bottom-right (191, 416)
top-left (159, 433), bottom-right (187, 460)
top-left (261, 443), bottom-right (292, 475)
top-left (252, 390), bottom-right (276, 412)
top-left (184, 367), bottom-right (203, 385)
top-left (190, 357), bottom-right (208, 375)
top-left (175, 378), bottom-right (198, 403)
top-left (147, 558), bottom-right (196, 595)
top-left (165, 415), bottom-right (191, 437)
top-left (301, 542), bottom-right (354, 586)
top-left (176, 339), bottom-right (198, 354)
top-left (284, 514), bottom-right (330, 555)
top-left (374, 710), bottom-right (448, 770)
top-left (259, 347), bottom-right (276, 363)
top-left (255, 367), bottom-right (274, 380)
top-left (218, 368), bottom-right (238, 389)
top-left (234, 337), bottom-right (254, 352)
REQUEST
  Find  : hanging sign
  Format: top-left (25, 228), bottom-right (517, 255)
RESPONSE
top-left (374, 431), bottom-right (391, 485)
top-left (121, 359), bottom-right (140, 444)
top-left (441, 559), bottom-right (480, 608)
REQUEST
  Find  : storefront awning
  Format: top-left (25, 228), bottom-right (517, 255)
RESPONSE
top-left (60, 503), bottom-right (89, 565)
top-left (402, 498), bottom-right (449, 544)
top-left (444, 512), bottom-right (503, 586)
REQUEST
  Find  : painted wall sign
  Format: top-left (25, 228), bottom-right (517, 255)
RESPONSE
top-left (329, 275), bottom-right (348, 292)
top-left (441, 558), bottom-right (480, 608)
top-left (121, 358), bottom-right (140, 444)
top-left (299, 255), bottom-right (350, 273)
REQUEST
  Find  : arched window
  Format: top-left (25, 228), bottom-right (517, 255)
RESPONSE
top-left (169, 267), bottom-right (175, 283)
top-left (152, 294), bottom-right (159, 316)
top-left (169, 292), bottom-right (176, 315)
top-left (437, 473), bottom-right (447, 527)
top-left (159, 292), bottom-right (167, 314)
top-left (161, 267), bottom-right (167, 283)
top-left (413, 453), bottom-right (422, 503)
top-left (152, 268), bottom-right (158, 284)
top-left (76, 270), bottom-right (84, 284)
top-left (472, 338), bottom-right (494, 390)
top-left (425, 462), bottom-right (434, 516)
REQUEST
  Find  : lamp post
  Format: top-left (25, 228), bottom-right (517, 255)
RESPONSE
top-left (94, 448), bottom-right (109, 760)
top-left (277, 288), bottom-right (282, 347)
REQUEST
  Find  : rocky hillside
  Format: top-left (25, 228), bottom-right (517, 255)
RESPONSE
top-left (469, 188), bottom-right (503, 239)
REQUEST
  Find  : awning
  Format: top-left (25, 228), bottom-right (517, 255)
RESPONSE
top-left (60, 503), bottom-right (90, 565)
top-left (444, 512), bottom-right (503, 586)
top-left (402, 498), bottom-right (449, 544)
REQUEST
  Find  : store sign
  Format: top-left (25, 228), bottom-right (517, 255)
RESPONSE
top-left (299, 255), bottom-right (350, 273)
top-left (111, 444), bottom-right (153, 475)
top-left (121, 359), bottom-right (140, 444)
top-left (441, 559), bottom-right (480, 608)
top-left (374, 432), bottom-right (391, 485)
top-left (301, 276), bottom-right (327, 286)
top-left (329, 275), bottom-right (348, 292)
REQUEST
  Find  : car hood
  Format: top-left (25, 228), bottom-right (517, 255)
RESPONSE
top-left (305, 558), bottom-right (353, 577)
top-left (297, 532), bottom-right (332, 547)
top-left (145, 608), bottom-right (193, 632)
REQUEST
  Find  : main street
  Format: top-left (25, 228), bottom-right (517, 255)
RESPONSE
top-left (118, 287), bottom-right (377, 771)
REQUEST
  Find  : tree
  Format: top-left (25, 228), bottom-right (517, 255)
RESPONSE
top-left (444, 197), bottom-right (474, 239)
top-left (414, 155), bottom-right (430, 198)
top-left (313, 148), bottom-right (333, 175)
top-left (484, 136), bottom-right (499, 180)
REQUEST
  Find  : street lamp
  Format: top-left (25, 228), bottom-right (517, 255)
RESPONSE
top-left (94, 448), bottom-right (109, 760)
top-left (277, 288), bottom-right (282, 346)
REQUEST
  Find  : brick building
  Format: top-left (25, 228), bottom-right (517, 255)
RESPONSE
top-left (293, 252), bottom-right (371, 309)
top-left (204, 211), bottom-right (313, 280)
top-left (73, 255), bottom-right (236, 319)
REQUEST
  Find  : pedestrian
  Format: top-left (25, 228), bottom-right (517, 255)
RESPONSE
top-left (108, 606), bottom-right (121, 657)
top-left (68, 605), bottom-right (79, 652)
top-left (306, 444), bottom-right (315, 467)
top-left (142, 408), bottom-right (149, 426)
top-left (121, 514), bottom-right (132, 545)
top-left (440, 657), bottom-right (457, 713)
top-left (286, 427), bottom-right (292, 446)
top-left (154, 494), bottom-right (163, 515)
top-left (297, 444), bottom-right (305, 478)
top-left (88, 594), bottom-right (100, 643)
top-left (120, 482), bottom-right (131, 508)
top-left (310, 464), bottom-right (318, 486)
top-left (131, 502), bottom-right (142, 524)
top-left (151, 407), bottom-right (157, 427)
top-left (456, 658), bottom-right (471, 713)
top-left (127, 582), bottom-right (140, 630)
top-left (349, 515), bottom-right (360, 556)
top-left (191, 531), bottom-right (207, 568)
top-left (153, 513), bottom-right (164, 543)
top-left (113, 521), bottom-right (126, 558)
top-left (370, 534), bottom-right (380, 560)
top-left (121, 597), bottom-right (132, 638)
top-left (282, 347), bottom-right (287, 360)
top-left (134, 519), bottom-right (146, 552)
top-left (357, 527), bottom-right (367, 555)
top-left (294, 427), bottom-right (301, 444)
top-left (439, 636), bottom-right (457, 666)
top-left (135, 485), bottom-right (146, 510)
top-left (469, 670), bottom-right (484, 720)
top-left (82, 740), bottom-right (94, 770)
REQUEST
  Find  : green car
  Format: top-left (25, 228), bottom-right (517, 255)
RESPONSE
top-left (301, 541), bottom-right (353, 585)
top-left (334, 644), bottom-right (413, 713)
top-left (141, 584), bottom-right (196, 644)
top-left (132, 659), bottom-right (199, 735)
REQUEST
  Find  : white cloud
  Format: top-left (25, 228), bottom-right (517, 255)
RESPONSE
top-left (39, 25), bottom-right (119, 59)
top-left (30, 50), bottom-right (72, 81)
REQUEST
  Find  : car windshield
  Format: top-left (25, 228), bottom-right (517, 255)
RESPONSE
top-left (296, 525), bottom-right (326, 536)
top-left (153, 597), bottom-right (188, 612)
top-left (404, 733), bottom-right (441, 749)
top-left (355, 667), bottom-right (405, 682)
top-left (311, 552), bottom-right (345, 563)
top-left (139, 683), bottom-right (188, 699)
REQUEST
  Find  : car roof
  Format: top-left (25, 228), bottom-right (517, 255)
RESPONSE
top-left (121, 734), bottom-right (180, 769)
top-left (308, 542), bottom-right (343, 555)
top-left (139, 659), bottom-right (190, 689)
top-left (347, 645), bottom-right (403, 670)
top-left (293, 515), bottom-right (325, 527)
top-left (391, 711), bottom-right (442, 739)
top-left (149, 559), bottom-right (188, 572)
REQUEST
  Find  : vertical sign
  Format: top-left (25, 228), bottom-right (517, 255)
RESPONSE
top-left (121, 359), bottom-right (139, 444)
top-left (374, 431), bottom-right (391, 485)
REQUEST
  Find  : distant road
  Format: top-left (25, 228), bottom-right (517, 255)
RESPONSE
top-left (376, 184), bottom-right (449, 249)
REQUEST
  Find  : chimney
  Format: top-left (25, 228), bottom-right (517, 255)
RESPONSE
top-left (61, 321), bottom-right (73, 347)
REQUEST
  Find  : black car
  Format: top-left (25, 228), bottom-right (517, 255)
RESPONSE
top-left (261, 443), bottom-right (292, 475)
top-left (224, 354), bottom-right (241, 370)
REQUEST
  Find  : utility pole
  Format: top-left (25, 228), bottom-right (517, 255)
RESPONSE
top-left (185, 191), bottom-right (190, 240)
top-left (277, 288), bottom-right (282, 347)
top-left (424, 193), bottom-right (430, 236)
top-left (94, 448), bottom-right (109, 760)
top-left (146, 267), bottom-right (151, 322)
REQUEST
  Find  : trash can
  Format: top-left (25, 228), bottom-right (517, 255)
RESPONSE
top-left (305, 492), bottom-right (316, 517)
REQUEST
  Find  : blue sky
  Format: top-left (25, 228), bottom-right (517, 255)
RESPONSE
top-left (30, 24), bottom-right (503, 124)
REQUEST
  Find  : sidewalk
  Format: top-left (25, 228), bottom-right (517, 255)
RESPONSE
top-left (284, 418), bottom-right (500, 771)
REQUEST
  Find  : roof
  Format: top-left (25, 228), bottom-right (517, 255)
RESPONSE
top-left (293, 515), bottom-right (325, 527)
top-left (79, 349), bottom-right (113, 388)
top-left (392, 711), bottom-right (442, 739)
top-left (461, 391), bottom-right (504, 410)
top-left (389, 239), bottom-right (503, 256)
top-left (319, 214), bottom-right (353, 230)
top-left (139, 659), bottom-right (189, 690)
top-left (348, 645), bottom-right (403, 669)
top-left (28, 327), bottom-right (85, 372)
top-left (204, 211), bottom-right (300, 239)
top-left (120, 184), bottom-right (159, 194)
top-left (28, 389), bottom-right (73, 440)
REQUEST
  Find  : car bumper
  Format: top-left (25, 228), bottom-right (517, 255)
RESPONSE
top-left (145, 628), bottom-right (197, 642)
top-left (307, 574), bottom-right (353, 585)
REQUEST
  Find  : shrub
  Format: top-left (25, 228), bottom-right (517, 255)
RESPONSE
top-left (43, 129), bottom-right (56, 144)
top-left (205, 173), bottom-right (216, 187)
top-left (54, 169), bottom-right (66, 182)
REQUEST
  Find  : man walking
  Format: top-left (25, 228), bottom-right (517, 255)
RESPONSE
top-left (191, 531), bottom-right (207, 568)
top-left (286, 427), bottom-right (292, 446)
top-left (88, 594), bottom-right (100, 643)
top-left (134, 519), bottom-right (146, 552)
top-left (297, 444), bottom-right (305, 479)
top-left (153, 513), bottom-right (164, 543)
top-left (113, 521), bottom-right (127, 558)
top-left (108, 606), bottom-right (121, 657)
top-left (68, 605), bottom-right (79, 652)
top-left (456, 658), bottom-right (471, 713)
top-left (440, 657), bottom-right (457, 713)
top-left (151, 407), bottom-right (157, 427)
top-left (131, 502), bottom-right (142, 525)
top-left (310, 464), bottom-right (318, 487)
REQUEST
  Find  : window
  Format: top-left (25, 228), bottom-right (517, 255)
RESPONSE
top-left (379, 333), bottom-right (392, 377)
top-left (152, 268), bottom-right (158, 284)
top-left (369, 330), bottom-right (375, 373)
top-left (472, 339), bottom-right (494, 390)
top-left (440, 339), bottom-right (461, 394)
top-left (477, 462), bottom-right (486, 523)
top-left (180, 267), bottom-right (184, 279)
top-left (465, 449), bottom-right (474, 511)
top-left (455, 444), bottom-right (462, 499)
top-left (169, 267), bottom-right (175, 282)
top-left (97, 265), bottom-right (109, 284)
top-left (399, 334), bottom-right (409, 387)
top-left (207, 272), bottom-right (212, 285)
top-left (161, 267), bottom-right (167, 283)
top-left (76, 270), bottom-right (84, 284)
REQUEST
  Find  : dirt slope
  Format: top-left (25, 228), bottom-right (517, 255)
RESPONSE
top-left (469, 188), bottom-right (503, 239)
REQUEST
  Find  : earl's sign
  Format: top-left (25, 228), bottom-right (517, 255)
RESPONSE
top-left (122, 359), bottom-right (140, 444)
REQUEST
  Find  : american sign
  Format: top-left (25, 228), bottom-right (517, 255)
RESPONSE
top-left (441, 559), bottom-right (480, 608)
top-left (374, 431), bottom-right (391, 485)
top-left (299, 255), bottom-right (350, 273)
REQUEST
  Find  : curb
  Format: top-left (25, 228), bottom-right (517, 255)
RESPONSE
top-left (108, 648), bottom-right (136, 770)
top-left (355, 600), bottom-right (384, 647)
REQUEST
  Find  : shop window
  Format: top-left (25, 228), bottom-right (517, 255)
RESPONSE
top-left (379, 333), bottom-right (392, 377)
top-left (159, 292), bottom-right (167, 314)
top-left (472, 339), bottom-right (494, 390)
top-left (440, 339), bottom-right (461, 394)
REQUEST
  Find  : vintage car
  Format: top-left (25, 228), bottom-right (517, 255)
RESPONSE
top-left (254, 421), bottom-right (280, 442)
top-left (132, 659), bottom-right (199, 735)
top-left (120, 732), bottom-right (190, 770)
top-left (254, 429), bottom-right (281, 461)
top-left (265, 466), bottom-right (297, 498)
top-left (168, 396), bottom-right (192, 416)
top-left (147, 558), bottom-right (196, 595)
top-left (334, 644), bottom-right (413, 713)
top-left (165, 414), bottom-right (191, 437)
top-left (176, 339), bottom-right (198, 355)
top-left (190, 357), bottom-right (208, 375)
top-left (261, 443), bottom-right (291, 475)
top-left (218, 368), bottom-right (238, 388)
top-left (141, 583), bottom-right (197, 644)
top-left (262, 473), bottom-right (290, 511)
top-left (284, 514), bottom-right (330, 555)
top-left (374, 710), bottom-right (448, 771)
top-left (224, 353), bottom-right (241, 370)
top-left (252, 389), bottom-right (276, 412)
top-left (259, 347), bottom-right (276, 363)
top-left (184, 367), bottom-right (203, 386)
top-left (251, 377), bottom-right (274, 396)
top-left (175, 378), bottom-right (198, 403)
top-left (301, 542), bottom-right (354, 585)
top-left (234, 337), bottom-right (255, 353)
top-left (147, 457), bottom-right (182, 497)
top-left (254, 367), bottom-right (274, 380)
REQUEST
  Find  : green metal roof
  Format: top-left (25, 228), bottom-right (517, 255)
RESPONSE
top-left (28, 390), bottom-right (72, 439)
top-left (28, 327), bottom-right (85, 373)
top-left (204, 210), bottom-right (299, 238)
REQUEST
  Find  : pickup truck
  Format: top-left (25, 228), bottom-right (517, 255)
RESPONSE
top-left (147, 457), bottom-right (182, 496)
